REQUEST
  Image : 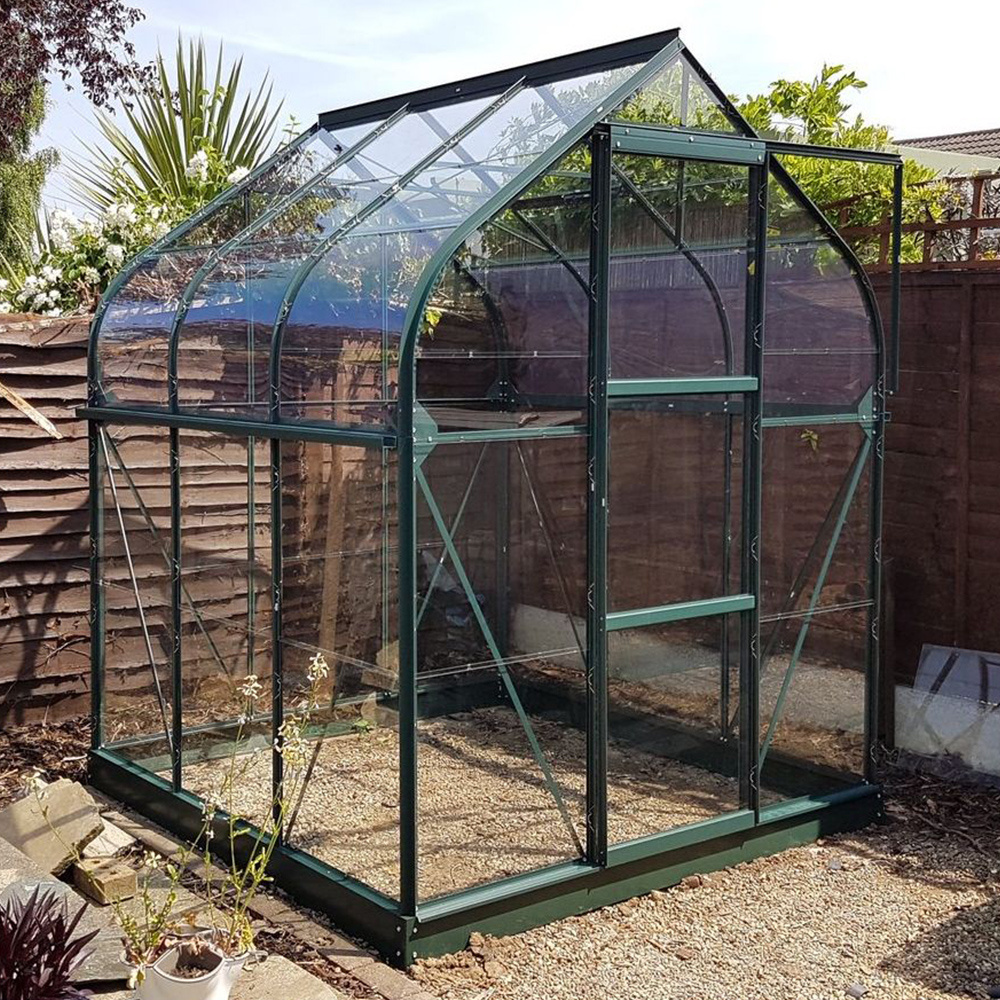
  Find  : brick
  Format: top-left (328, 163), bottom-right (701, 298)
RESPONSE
top-left (353, 960), bottom-right (421, 999)
top-left (73, 857), bottom-right (137, 905)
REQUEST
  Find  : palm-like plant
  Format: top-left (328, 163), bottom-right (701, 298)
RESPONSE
top-left (70, 36), bottom-right (284, 213)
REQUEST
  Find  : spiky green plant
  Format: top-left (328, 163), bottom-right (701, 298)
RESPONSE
top-left (70, 36), bottom-right (283, 213)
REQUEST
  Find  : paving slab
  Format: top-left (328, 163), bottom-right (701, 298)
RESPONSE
top-left (83, 816), bottom-right (137, 859)
top-left (90, 954), bottom-right (347, 999)
top-left (0, 779), bottom-right (102, 874)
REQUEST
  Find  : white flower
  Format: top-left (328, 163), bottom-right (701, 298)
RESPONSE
top-left (275, 718), bottom-right (308, 769)
top-left (307, 652), bottom-right (329, 684)
top-left (239, 673), bottom-right (264, 702)
top-left (82, 267), bottom-right (100, 284)
top-left (103, 201), bottom-right (137, 230)
top-left (51, 207), bottom-right (78, 230)
top-left (40, 264), bottom-right (62, 283)
top-left (184, 149), bottom-right (210, 182)
top-left (0, 278), bottom-right (7, 291)
top-left (0, 301), bottom-right (11, 314)
top-left (105, 243), bottom-right (125, 266)
top-left (32, 292), bottom-right (48, 311)
top-left (20, 769), bottom-right (46, 797)
top-left (44, 308), bottom-right (61, 317)
top-left (201, 791), bottom-right (223, 822)
top-left (226, 166), bottom-right (250, 184)
top-left (22, 274), bottom-right (39, 292)
top-left (141, 850), bottom-right (161, 870)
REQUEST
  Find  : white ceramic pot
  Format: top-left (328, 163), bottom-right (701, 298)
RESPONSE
top-left (133, 945), bottom-right (226, 1000)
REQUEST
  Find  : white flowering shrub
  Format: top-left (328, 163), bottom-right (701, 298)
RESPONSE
top-left (0, 142), bottom-right (261, 318)
top-left (2, 197), bottom-right (182, 316)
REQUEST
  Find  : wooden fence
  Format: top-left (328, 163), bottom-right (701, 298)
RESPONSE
top-left (2, 265), bottom-right (1000, 720)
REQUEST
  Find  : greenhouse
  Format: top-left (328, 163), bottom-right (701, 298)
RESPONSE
top-left (83, 29), bottom-right (902, 964)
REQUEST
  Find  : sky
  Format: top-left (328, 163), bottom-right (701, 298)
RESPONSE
top-left (39, 0), bottom-right (1000, 212)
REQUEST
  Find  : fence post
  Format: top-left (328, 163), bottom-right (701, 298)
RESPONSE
top-left (969, 175), bottom-right (985, 262)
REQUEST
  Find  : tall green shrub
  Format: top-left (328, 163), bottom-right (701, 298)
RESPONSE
top-left (0, 83), bottom-right (55, 278)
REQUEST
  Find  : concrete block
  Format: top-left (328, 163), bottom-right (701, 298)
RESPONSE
top-left (0, 779), bottom-right (102, 875)
top-left (73, 857), bottom-right (137, 905)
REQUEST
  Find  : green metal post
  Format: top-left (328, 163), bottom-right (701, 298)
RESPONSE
top-left (170, 427), bottom-right (183, 790)
top-left (586, 126), bottom-right (611, 865)
top-left (743, 160), bottom-right (768, 816)
top-left (398, 386), bottom-right (419, 916)
top-left (270, 437), bottom-right (285, 837)
top-left (88, 421), bottom-right (105, 749)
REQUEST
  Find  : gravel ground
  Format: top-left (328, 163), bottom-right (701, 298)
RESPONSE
top-left (181, 706), bottom-right (743, 900)
top-left (411, 769), bottom-right (1000, 1000)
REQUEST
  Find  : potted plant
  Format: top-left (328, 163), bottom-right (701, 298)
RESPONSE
top-left (0, 885), bottom-right (98, 1000)
top-left (115, 653), bottom-right (331, 997)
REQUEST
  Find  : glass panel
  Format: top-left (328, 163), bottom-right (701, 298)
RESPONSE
top-left (173, 126), bottom-right (378, 250)
top-left (610, 54), bottom-right (739, 133)
top-left (764, 170), bottom-right (877, 413)
top-left (100, 424), bottom-right (174, 768)
top-left (279, 229), bottom-right (447, 427)
top-left (278, 442), bottom-right (399, 899)
top-left (759, 606), bottom-right (867, 801)
top-left (415, 146), bottom-right (591, 433)
top-left (761, 423), bottom-right (872, 621)
top-left (608, 396), bottom-right (744, 612)
top-left (609, 154), bottom-right (750, 380)
top-left (175, 240), bottom-right (305, 416)
top-left (359, 63), bottom-right (644, 235)
top-left (607, 614), bottom-right (742, 844)
top-left (96, 250), bottom-right (209, 407)
top-left (416, 438), bottom-right (586, 900)
top-left (174, 110), bottom-right (464, 420)
top-left (176, 432), bottom-right (272, 827)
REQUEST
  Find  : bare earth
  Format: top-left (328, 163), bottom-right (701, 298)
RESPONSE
top-left (411, 773), bottom-right (1000, 1000)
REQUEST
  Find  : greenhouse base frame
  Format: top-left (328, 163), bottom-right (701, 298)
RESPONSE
top-left (84, 29), bottom-right (902, 967)
top-left (90, 749), bottom-right (883, 964)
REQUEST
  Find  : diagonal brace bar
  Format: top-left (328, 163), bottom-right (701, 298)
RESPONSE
top-left (415, 465), bottom-right (583, 856)
top-left (758, 434), bottom-right (872, 769)
top-left (417, 444), bottom-right (489, 627)
top-left (98, 428), bottom-right (174, 752)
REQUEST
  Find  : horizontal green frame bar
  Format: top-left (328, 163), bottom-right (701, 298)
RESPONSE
top-left (608, 376), bottom-right (757, 397)
top-left (761, 412), bottom-right (875, 429)
top-left (609, 124), bottom-right (766, 164)
top-left (606, 593), bottom-right (754, 631)
top-left (415, 424), bottom-right (586, 449)
top-left (78, 407), bottom-right (396, 448)
top-left (767, 138), bottom-right (902, 166)
top-left (606, 810), bottom-right (754, 868)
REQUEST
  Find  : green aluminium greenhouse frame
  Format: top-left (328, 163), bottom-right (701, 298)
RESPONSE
top-left (82, 29), bottom-right (902, 965)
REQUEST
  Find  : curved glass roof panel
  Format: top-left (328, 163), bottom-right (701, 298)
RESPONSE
top-left (96, 248), bottom-right (213, 406)
top-left (168, 110), bottom-right (463, 415)
top-left (764, 166), bottom-right (878, 414)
